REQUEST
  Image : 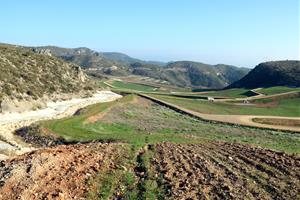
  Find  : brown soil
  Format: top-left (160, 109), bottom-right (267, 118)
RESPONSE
top-left (152, 142), bottom-right (300, 200)
top-left (253, 118), bottom-right (300, 127)
top-left (0, 143), bottom-right (127, 200)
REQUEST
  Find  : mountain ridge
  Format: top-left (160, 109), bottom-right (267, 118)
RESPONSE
top-left (29, 45), bottom-right (249, 88)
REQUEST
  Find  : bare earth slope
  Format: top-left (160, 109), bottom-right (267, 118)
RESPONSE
top-left (0, 143), bottom-right (127, 200)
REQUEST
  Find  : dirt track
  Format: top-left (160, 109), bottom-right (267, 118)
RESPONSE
top-left (0, 143), bottom-right (126, 200)
top-left (153, 142), bottom-right (300, 200)
top-left (214, 90), bottom-right (299, 102)
top-left (141, 94), bottom-right (300, 132)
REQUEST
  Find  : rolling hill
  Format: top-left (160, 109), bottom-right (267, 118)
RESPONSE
top-left (132, 61), bottom-right (250, 88)
top-left (228, 60), bottom-right (300, 88)
top-left (31, 46), bottom-right (165, 76)
top-left (0, 44), bottom-right (94, 112)
top-left (31, 45), bottom-right (249, 88)
top-left (31, 46), bottom-right (131, 76)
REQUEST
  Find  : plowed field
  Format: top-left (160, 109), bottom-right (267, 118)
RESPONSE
top-left (0, 143), bottom-right (127, 200)
top-left (152, 142), bottom-right (300, 199)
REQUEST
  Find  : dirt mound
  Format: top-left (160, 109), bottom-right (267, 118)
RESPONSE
top-left (152, 142), bottom-right (300, 199)
top-left (0, 143), bottom-right (126, 199)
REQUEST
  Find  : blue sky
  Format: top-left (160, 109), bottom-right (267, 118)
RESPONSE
top-left (0, 0), bottom-right (299, 67)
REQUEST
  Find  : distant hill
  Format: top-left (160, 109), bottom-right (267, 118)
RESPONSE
top-left (31, 46), bottom-right (131, 76)
top-left (0, 44), bottom-right (91, 101)
top-left (31, 46), bottom-right (166, 76)
top-left (228, 60), bottom-right (300, 88)
top-left (97, 52), bottom-right (166, 66)
top-left (101, 52), bottom-right (142, 65)
top-left (31, 45), bottom-right (249, 88)
top-left (132, 61), bottom-right (249, 88)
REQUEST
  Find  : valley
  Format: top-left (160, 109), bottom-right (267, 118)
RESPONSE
top-left (1, 1), bottom-right (299, 199)
top-left (0, 93), bottom-right (298, 199)
top-left (0, 43), bottom-right (299, 200)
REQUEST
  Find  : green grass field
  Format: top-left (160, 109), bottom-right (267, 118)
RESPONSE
top-left (257, 86), bottom-right (300, 95)
top-left (99, 81), bottom-right (110, 88)
top-left (35, 95), bottom-right (300, 154)
top-left (110, 81), bottom-right (158, 92)
top-left (200, 88), bottom-right (257, 98)
top-left (149, 94), bottom-right (300, 117)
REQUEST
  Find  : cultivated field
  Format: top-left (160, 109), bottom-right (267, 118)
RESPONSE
top-left (1, 94), bottom-right (299, 199)
top-left (148, 93), bottom-right (300, 117)
top-left (151, 142), bottom-right (300, 199)
top-left (29, 95), bottom-right (300, 153)
top-left (257, 86), bottom-right (300, 95)
top-left (0, 143), bottom-right (130, 199)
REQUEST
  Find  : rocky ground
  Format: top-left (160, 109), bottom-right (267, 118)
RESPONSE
top-left (0, 141), bottom-right (299, 199)
top-left (0, 143), bottom-right (127, 200)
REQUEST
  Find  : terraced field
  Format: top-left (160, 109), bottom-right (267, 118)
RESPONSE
top-left (110, 80), bottom-right (158, 92)
top-left (23, 95), bottom-right (300, 153)
top-left (149, 93), bottom-right (300, 117)
top-left (258, 86), bottom-right (300, 95)
top-left (199, 88), bottom-right (256, 98)
top-left (1, 94), bottom-right (299, 199)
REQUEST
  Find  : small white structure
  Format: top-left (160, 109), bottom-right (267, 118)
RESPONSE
top-left (207, 97), bottom-right (215, 102)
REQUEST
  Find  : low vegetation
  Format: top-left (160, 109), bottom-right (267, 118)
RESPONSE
top-left (110, 81), bottom-right (158, 92)
top-left (149, 93), bottom-right (300, 117)
top-left (202, 88), bottom-right (256, 98)
top-left (228, 60), bottom-right (300, 88)
top-left (257, 86), bottom-right (300, 95)
top-left (27, 95), bottom-right (299, 153)
top-left (0, 44), bottom-right (93, 100)
top-left (7, 94), bottom-right (300, 199)
top-left (132, 61), bottom-right (249, 88)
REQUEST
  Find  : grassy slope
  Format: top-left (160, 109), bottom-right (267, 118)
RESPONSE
top-left (39, 95), bottom-right (299, 154)
top-left (258, 86), bottom-right (300, 95)
top-left (36, 94), bottom-right (299, 199)
top-left (202, 88), bottom-right (255, 98)
top-left (107, 80), bottom-right (257, 99)
top-left (111, 81), bottom-right (157, 92)
top-left (149, 94), bottom-right (300, 117)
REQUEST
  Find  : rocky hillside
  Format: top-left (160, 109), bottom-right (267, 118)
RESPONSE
top-left (0, 44), bottom-right (92, 104)
top-left (228, 60), bottom-right (300, 88)
top-left (32, 46), bottom-right (131, 76)
top-left (31, 46), bottom-right (249, 88)
top-left (132, 61), bottom-right (249, 88)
